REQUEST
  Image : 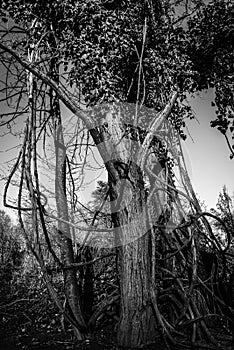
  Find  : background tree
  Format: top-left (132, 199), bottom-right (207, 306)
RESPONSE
top-left (212, 187), bottom-right (234, 238)
top-left (0, 210), bottom-right (24, 300)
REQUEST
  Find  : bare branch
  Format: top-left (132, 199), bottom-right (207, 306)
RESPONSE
top-left (0, 42), bottom-right (94, 128)
top-left (137, 90), bottom-right (179, 168)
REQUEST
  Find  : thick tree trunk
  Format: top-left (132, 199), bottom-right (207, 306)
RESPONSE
top-left (109, 164), bottom-right (157, 347)
top-left (117, 237), bottom-right (156, 347)
top-left (91, 105), bottom-right (158, 347)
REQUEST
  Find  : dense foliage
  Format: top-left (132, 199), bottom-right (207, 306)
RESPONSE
top-left (187, 0), bottom-right (234, 152)
top-left (1, 1), bottom-right (233, 140)
top-left (0, 211), bottom-right (24, 300)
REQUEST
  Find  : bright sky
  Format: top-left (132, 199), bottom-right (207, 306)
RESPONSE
top-left (184, 89), bottom-right (234, 209)
top-left (0, 90), bottom-right (234, 221)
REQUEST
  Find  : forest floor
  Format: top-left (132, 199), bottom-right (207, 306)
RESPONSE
top-left (1, 299), bottom-right (233, 350)
top-left (0, 296), bottom-right (117, 350)
top-left (0, 284), bottom-right (233, 350)
top-left (0, 293), bottom-right (166, 350)
top-left (0, 317), bottom-right (166, 350)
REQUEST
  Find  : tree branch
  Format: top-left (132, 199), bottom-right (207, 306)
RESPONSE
top-left (63, 253), bottom-right (116, 270)
top-left (46, 212), bottom-right (113, 232)
top-left (137, 90), bottom-right (179, 169)
top-left (0, 42), bottom-right (94, 129)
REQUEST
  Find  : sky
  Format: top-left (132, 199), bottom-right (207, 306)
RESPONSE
top-left (184, 90), bottom-right (234, 209)
top-left (1, 89), bottom-right (234, 223)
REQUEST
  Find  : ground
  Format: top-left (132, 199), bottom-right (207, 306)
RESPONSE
top-left (0, 277), bottom-right (233, 350)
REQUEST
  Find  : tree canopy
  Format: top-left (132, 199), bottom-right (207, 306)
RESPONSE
top-left (0, 0), bottom-right (233, 144)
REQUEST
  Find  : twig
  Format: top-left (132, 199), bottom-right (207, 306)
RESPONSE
top-left (63, 252), bottom-right (116, 270)
top-left (0, 299), bottom-right (31, 309)
top-left (45, 211), bottom-right (113, 233)
top-left (134, 17), bottom-right (147, 128)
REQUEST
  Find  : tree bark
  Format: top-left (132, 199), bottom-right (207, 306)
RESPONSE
top-left (91, 105), bottom-right (158, 347)
top-left (110, 164), bottom-right (157, 347)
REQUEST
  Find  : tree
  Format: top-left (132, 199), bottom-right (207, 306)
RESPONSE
top-left (0, 211), bottom-right (24, 299)
top-left (0, 0), bottom-right (233, 348)
top-left (211, 186), bottom-right (234, 275)
top-left (212, 187), bottom-right (234, 235)
top-left (187, 0), bottom-right (234, 156)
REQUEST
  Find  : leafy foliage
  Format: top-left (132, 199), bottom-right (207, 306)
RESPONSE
top-left (187, 0), bottom-right (234, 146)
top-left (1, 1), bottom-right (233, 141)
top-left (0, 0), bottom-right (199, 138)
top-left (211, 186), bottom-right (234, 247)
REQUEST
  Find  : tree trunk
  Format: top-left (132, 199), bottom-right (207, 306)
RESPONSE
top-left (47, 50), bottom-right (87, 338)
top-left (110, 164), bottom-right (157, 347)
top-left (90, 105), bottom-right (158, 347)
top-left (54, 103), bottom-right (87, 339)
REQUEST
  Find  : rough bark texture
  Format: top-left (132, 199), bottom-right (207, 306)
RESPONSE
top-left (110, 166), bottom-right (157, 347)
top-left (91, 106), bottom-right (158, 347)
